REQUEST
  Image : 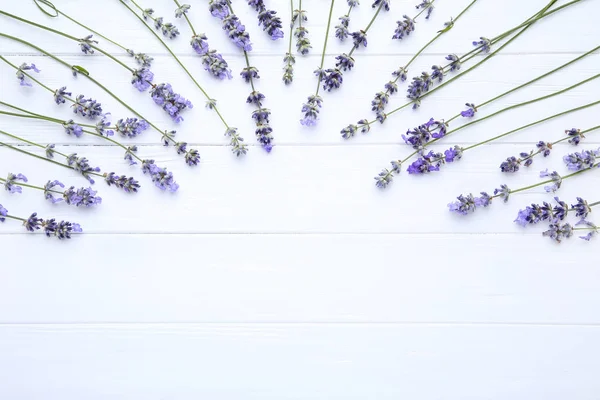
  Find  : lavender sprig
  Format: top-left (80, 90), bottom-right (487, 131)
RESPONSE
top-left (500, 126), bottom-right (600, 172)
top-left (0, 204), bottom-right (82, 240)
top-left (209, 0), bottom-right (272, 152)
top-left (247, 0), bottom-right (284, 40)
top-left (130, 1), bottom-right (180, 39)
top-left (335, 1), bottom-right (359, 41)
top-left (15, 63), bottom-right (40, 86)
top-left (515, 197), bottom-right (598, 227)
top-left (299, 0), bottom-right (335, 127)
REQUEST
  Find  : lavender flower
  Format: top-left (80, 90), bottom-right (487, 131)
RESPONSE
top-left (372, 0), bottom-right (390, 12)
top-left (351, 30), bottom-right (368, 48)
top-left (24, 212), bottom-right (43, 232)
top-left (282, 53), bottom-right (295, 84)
top-left (448, 192), bottom-right (492, 215)
top-left (44, 180), bottom-right (65, 204)
top-left (175, 3), bottom-right (191, 18)
top-left (406, 71), bottom-right (433, 107)
top-left (539, 169), bottom-right (563, 193)
top-left (3, 173), bottom-right (27, 194)
top-left (63, 120), bottom-right (83, 138)
top-left (576, 220), bottom-right (598, 241)
top-left (335, 15), bottom-right (350, 40)
top-left (95, 116), bottom-right (114, 137)
top-left (72, 95), bottom-right (103, 119)
top-left (514, 197), bottom-right (568, 226)
top-left (416, 0), bottom-right (434, 19)
top-left (144, 8), bottom-right (180, 39)
top-left (300, 95), bottom-right (323, 126)
top-left (150, 83), bottom-right (193, 123)
top-left (563, 148), bottom-right (599, 171)
top-left (0, 204), bottom-right (7, 222)
top-left (499, 156), bottom-right (521, 173)
top-left (431, 65), bottom-right (444, 82)
top-left (536, 141), bottom-right (552, 157)
top-left (114, 118), bottom-right (149, 138)
top-left (251, 106), bottom-right (274, 152)
top-left (572, 197), bottom-right (592, 218)
top-left (209, 0), bottom-right (229, 18)
top-left (401, 118), bottom-right (448, 149)
top-left (124, 146), bottom-right (138, 166)
top-left (131, 68), bottom-right (154, 92)
top-left (104, 172), bottom-right (140, 193)
top-left (247, 0), bottom-right (284, 40)
top-left (392, 16), bottom-right (415, 40)
top-left (127, 49), bottom-right (154, 67)
top-left (241, 66), bottom-right (260, 82)
top-left (322, 69), bottom-right (343, 91)
top-left (494, 184), bottom-right (511, 202)
top-left (543, 223), bottom-right (573, 243)
top-left (335, 54), bottom-right (355, 71)
top-left (63, 186), bottom-right (102, 207)
top-left (43, 219), bottom-right (82, 239)
top-left (201, 50), bottom-right (232, 79)
top-left (374, 169), bottom-right (394, 189)
top-left (141, 160), bottom-right (179, 192)
top-left (66, 153), bottom-right (101, 184)
top-left (78, 35), bottom-right (98, 54)
top-left (566, 128), bottom-right (584, 145)
top-left (445, 54), bottom-right (461, 71)
top-left (54, 86), bottom-right (71, 105)
top-left (461, 103), bottom-right (477, 118)
top-left (16, 63), bottom-right (40, 87)
top-left (225, 127), bottom-right (248, 157)
top-left (45, 144), bottom-right (56, 159)
top-left (295, 26), bottom-right (311, 55)
top-left (407, 150), bottom-right (443, 174)
top-left (217, 10), bottom-right (253, 51)
top-left (473, 37), bottom-right (492, 53)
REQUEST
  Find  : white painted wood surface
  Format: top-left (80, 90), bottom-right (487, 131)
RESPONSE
top-left (0, 0), bottom-right (599, 397)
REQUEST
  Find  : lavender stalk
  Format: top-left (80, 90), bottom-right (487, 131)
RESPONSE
top-left (335, 1), bottom-right (359, 41)
top-left (0, 203), bottom-right (82, 240)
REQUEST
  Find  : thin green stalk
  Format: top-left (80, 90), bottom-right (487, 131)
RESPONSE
top-left (299, 0), bottom-right (303, 28)
top-left (2, 214), bottom-right (26, 222)
top-left (174, 0), bottom-right (197, 35)
top-left (347, 0), bottom-right (382, 58)
top-left (462, 99), bottom-right (600, 152)
top-left (0, 129), bottom-right (66, 157)
top-left (315, 0), bottom-right (336, 96)
top-left (0, 109), bottom-right (62, 124)
top-left (503, 163), bottom-right (598, 197)
top-left (287, 0), bottom-right (294, 53)
top-left (0, 10), bottom-right (79, 42)
top-left (121, 0), bottom-right (230, 128)
top-left (0, 178), bottom-right (62, 195)
top-left (82, 130), bottom-right (143, 163)
top-left (243, 51), bottom-right (256, 92)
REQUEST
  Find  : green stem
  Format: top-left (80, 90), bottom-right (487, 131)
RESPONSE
top-left (174, 0), bottom-right (197, 36)
top-left (0, 129), bottom-right (66, 156)
top-left (287, 0), bottom-right (294, 53)
top-left (57, 10), bottom-right (129, 51)
top-left (243, 51), bottom-right (256, 92)
top-left (508, 163), bottom-right (598, 197)
top-left (0, 10), bottom-right (79, 42)
top-left (347, 1), bottom-right (382, 57)
top-left (82, 130), bottom-right (143, 163)
top-left (298, 0), bottom-right (303, 28)
top-left (315, 0), bottom-right (336, 96)
top-left (3, 214), bottom-right (26, 222)
top-left (90, 45), bottom-right (133, 72)
top-left (589, 201), bottom-right (600, 208)
top-left (121, 0), bottom-right (230, 128)
top-left (463, 99), bottom-right (600, 152)
top-left (0, 109), bottom-right (63, 124)
top-left (0, 178), bottom-right (62, 195)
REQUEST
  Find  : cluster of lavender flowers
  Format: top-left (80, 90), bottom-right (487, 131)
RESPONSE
top-left (143, 8), bottom-right (180, 39)
top-left (15, 63), bottom-right (40, 86)
top-left (563, 148), bottom-right (599, 171)
top-left (141, 160), bottom-right (179, 192)
top-left (246, 0), bottom-right (284, 40)
top-left (150, 83), bottom-right (193, 123)
top-left (335, 1), bottom-right (359, 41)
top-left (209, 0), bottom-right (253, 51)
top-left (293, 6), bottom-right (310, 55)
top-left (0, 204), bottom-right (82, 240)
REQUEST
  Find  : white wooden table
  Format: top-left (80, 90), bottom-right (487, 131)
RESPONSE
top-left (0, 0), bottom-right (599, 398)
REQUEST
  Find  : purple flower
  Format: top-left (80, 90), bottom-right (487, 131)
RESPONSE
top-left (322, 69), bottom-right (343, 92)
top-left (54, 86), bottom-right (71, 105)
top-left (150, 83), bottom-right (193, 123)
top-left (104, 172), bottom-right (140, 193)
top-left (473, 37), bottom-right (492, 53)
top-left (444, 146), bottom-right (463, 162)
top-left (44, 180), bottom-right (65, 204)
top-left (63, 120), bottom-right (83, 138)
top-left (461, 103), bottom-right (477, 118)
top-left (142, 160), bottom-right (179, 192)
top-left (72, 95), bottom-right (103, 119)
top-left (66, 153), bottom-right (101, 183)
top-left (372, 0), bottom-right (390, 11)
top-left (256, 7), bottom-right (284, 40)
top-left (190, 33), bottom-right (210, 55)
top-left (124, 146), bottom-right (138, 166)
top-left (576, 220), bottom-right (598, 241)
top-left (430, 65), bottom-right (444, 82)
top-left (78, 35), bottom-right (98, 54)
top-left (0, 204), bottom-right (7, 222)
top-left (209, 0), bottom-right (230, 19)
top-left (221, 14), bottom-right (253, 51)
top-left (24, 212), bottom-right (43, 232)
top-left (500, 156), bottom-right (520, 173)
top-left (351, 30), bottom-right (367, 48)
top-left (225, 128), bottom-right (248, 157)
top-left (300, 95), bottom-right (322, 126)
top-left (445, 54), bottom-right (461, 71)
top-left (371, 92), bottom-right (389, 113)
top-left (406, 150), bottom-right (444, 174)
top-left (95, 116), bottom-right (114, 137)
top-left (448, 192), bottom-right (491, 215)
top-left (252, 106), bottom-right (274, 152)
top-left (402, 118), bottom-right (447, 149)
top-left (563, 148), bottom-right (599, 171)
top-left (543, 223), bottom-right (573, 243)
top-left (16, 63), bottom-right (40, 87)
top-left (539, 169), bottom-right (563, 193)
top-left (114, 118), bottom-right (149, 138)
top-left (416, 0), bottom-right (434, 19)
top-left (493, 184), bottom-right (511, 202)
top-left (131, 68), bottom-right (154, 92)
top-left (175, 3), bottom-right (191, 18)
top-left (201, 50), bottom-right (232, 79)
top-left (335, 54), bottom-right (355, 71)
top-left (536, 141), bottom-right (552, 157)
top-left (374, 169), bottom-right (393, 188)
top-left (572, 197), bottom-right (592, 218)
top-left (3, 173), bottom-right (27, 194)
top-left (514, 198), bottom-right (566, 227)
top-left (335, 16), bottom-right (350, 41)
top-left (393, 16), bottom-right (415, 40)
top-left (127, 50), bottom-right (154, 68)
top-left (247, 91), bottom-right (266, 106)
top-left (45, 144), bottom-right (56, 159)
top-left (43, 219), bottom-right (82, 239)
top-left (240, 66), bottom-right (260, 82)
top-left (566, 128), bottom-right (583, 145)
top-left (64, 186), bottom-right (102, 207)
top-left (147, 10), bottom-right (180, 39)
top-left (407, 71), bottom-right (433, 105)
top-left (294, 26), bottom-right (311, 55)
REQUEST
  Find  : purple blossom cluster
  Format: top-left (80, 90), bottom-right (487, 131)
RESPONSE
top-left (372, 0), bottom-right (390, 12)
top-left (114, 117), bottom-right (149, 138)
top-left (515, 197), bottom-right (592, 227)
top-left (43, 180), bottom-right (102, 207)
top-left (104, 173), bottom-right (140, 193)
top-left (335, 1), bottom-right (359, 41)
top-left (415, 0), bottom-right (434, 19)
top-left (142, 159), bottom-right (179, 192)
top-left (563, 148), bottom-right (599, 171)
top-left (78, 34), bottom-right (98, 54)
top-left (54, 86), bottom-right (71, 105)
top-left (392, 15), bottom-right (415, 40)
top-left (401, 118), bottom-right (448, 149)
top-left (448, 192), bottom-right (492, 215)
top-left (143, 8), bottom-right (180, 39)
top-left (0, 205), bottom-right (82, 240)
top-left (3, 173), bottom-right (27, 194)
top-left (150, 83), bottom-right (193, 123)
top-left (66, 153), bottom-right (101, 183)
top-left (209, 1), bottom-right (253, 51)
top-left (461, 103), bottom-right (477, 118)
top-left (63, 120), bottom-right (84, 138)
top-left (72, 94), bottom-right (103, 119)
top-left (246, 0), bottom-right (284, 40)
top-left (406, 146), bottom-right (462, 174)
top-left (126, 49), bottom-right (154, 68)
top-left (15, 63), bottom-right (40, 87)
top-left (131, 68), bottom-right (154, 92)
top-left (300, 95), bottom-right (323, 127)
top-left (247, 91), bottom-right (273, 152)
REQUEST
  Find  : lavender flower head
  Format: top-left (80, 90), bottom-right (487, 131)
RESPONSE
top-left (225, 127), bottom-right (248, 157)
top-left (127, 49), bottom-right (154, 68)
top-left (202, 50), bottom-right (233, 80)
top-left (247, 0), bottom-right (284, 40)
top-left (210, 1), bottom-right (253, 52)
top-left (372, 0), bottom-right (390, 11)
top-left (572, 197), bottom-right (592, 219)
top-left (174, 3), bottom-right (191, 18)
top-left (72, 94), bottom-right (103, 119)
top-left (461, 103), bottom-right (477, 118)
top-left (493, 184), bottom-right (511, 202)
top-left (3, 173), bottom-right (27, 194)
top-left (54, 86), bottom-right (71, 105)
top-left (543, 223), bottom-right (574, 243)
top-left (351, 30), bottom-right (368, 48)
top-left (95, 116), bottom-right (114, 137)
top-left (300, 95), bottom-right (323, 126)
top-left (43, 219), bottom-right (83, 239)
top-left (416, 0), bottom-right (434, 19)
top-left (566, 128), bottom-right (584, 146)
top-left (66, 153), bottom-right (101, 184)
top-left (144, 8), bottom-right (180, 39)
top-left (190, 33), bottom-right (210, 55)
top-left (63, 186), bottom-right (102, 207)
top-left (335, 15), bottom-right (351, 41)
top-left (539, 169), bottom-right (563, 193)
top-left (445, 54), bottom-right (461, 71)
top-left (473, 37), bottom-right (492, 53)
top-left (142, 160), bottom-right (179, 192)
top-left (392, 15), bottom-right (415, 40)
top-left (251, 105), bottom-right (274, 152)
top-left (448, 192), bottom-right (491, 215)
top-left (563, 148), bottom-right (599, 171)
top-left (514, 197), bottom-right (569, 227)
top-left (0, 204), bottom-right (7, 222)
top-left (78, 34), bottom-right (98, 54)
top-left (104, 172), bottom-right (140, 193)
top-left (294, 24), bottom-right (311, 55)
top-left (44, 180), bottom-right (65, 204)
top-left (16, 63), bottom-right (40, 87)
top-left (115, 118), bottom-right (149, 138)
top-left (63, 120), bottom-right (83, 138)
top-left (209, 0), bottom-right (230, 18)
top-left (402, 118), bottom-right (448, 149)
top-left (150, 83), bottom-right (193, 123)
top-left (131, 68), bottom-right (154, 92)
top-left (576, 219), bottom-right (598, 241)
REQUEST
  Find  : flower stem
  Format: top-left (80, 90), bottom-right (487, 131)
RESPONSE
top-left (463, 99), bottom-right (600, 152)
top-left (121, 0), bottom-right (230, 129)
top-left (506, 163), bottom-right (598, 197)
top-left (347, 1), bottom-right (382, 57)
top-left (287, 0), bottom-right (294, 52)
top-left (0, 128), bottom-right (66, 157)
top-left (315, 0), bottom-right (336, 96)
top-left (0, 178), bottom-right (62, 195)
top-left (298, 0), bottom-right (303, 28)
top-left (3, 214), bottom-right (26, 222)
top-left (174, 0), bottom-right (197, 36)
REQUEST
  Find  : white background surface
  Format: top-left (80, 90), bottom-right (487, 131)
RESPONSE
top-left (0, 0), bottom-right (599, 398)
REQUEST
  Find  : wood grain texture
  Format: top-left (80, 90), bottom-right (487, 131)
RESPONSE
top-left (0, 0), bottom-right (599, 397)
